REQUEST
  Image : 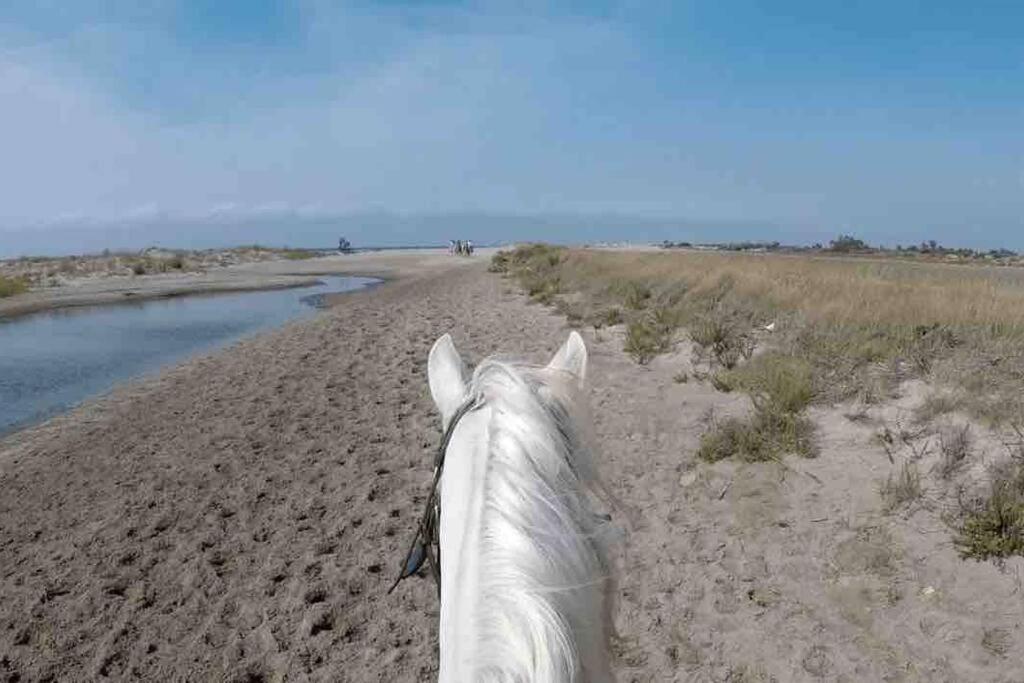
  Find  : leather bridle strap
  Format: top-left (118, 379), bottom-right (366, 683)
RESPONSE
top-left (388, 396), bottom-right (482, 596)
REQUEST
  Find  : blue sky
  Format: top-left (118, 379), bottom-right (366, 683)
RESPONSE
top-left (1, 1), bottom-right (1023, 254)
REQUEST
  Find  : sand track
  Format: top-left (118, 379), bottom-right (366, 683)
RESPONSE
top-left (2, 257), bottom-right (1022, 681)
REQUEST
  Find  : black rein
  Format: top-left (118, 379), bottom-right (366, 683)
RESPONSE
top-left (388, 396), bottom-right (481, 596)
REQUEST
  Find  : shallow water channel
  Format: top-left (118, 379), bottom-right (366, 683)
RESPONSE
top-left (0, 276), bottom-right (378, 436)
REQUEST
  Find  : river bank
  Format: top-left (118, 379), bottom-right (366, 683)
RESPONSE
top-left (0, 248), bottom-right (476, 320)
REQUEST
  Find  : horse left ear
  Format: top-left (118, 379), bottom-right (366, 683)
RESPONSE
top-left (547, 330), bottom-right (587, 386)
top-left (428, 333), bottom-right (468, 425)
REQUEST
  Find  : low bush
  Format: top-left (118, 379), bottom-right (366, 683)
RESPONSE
top-left (623, 307), bottom-right (679, 364)
top-left (697, 406), bottom-right (817, 463)
top-left (955, 458), bottom-right (1024, 560)
top-left (0, 275), bottom-right (28, 297)
top-left (718, 354), bottom-right (815, 414)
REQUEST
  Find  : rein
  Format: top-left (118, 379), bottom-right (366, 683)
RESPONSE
top-left (388, 396), bottom-right (482, 596)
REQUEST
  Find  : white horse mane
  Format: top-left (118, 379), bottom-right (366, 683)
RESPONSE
top-left (431, 334), bottom-right (616, 683)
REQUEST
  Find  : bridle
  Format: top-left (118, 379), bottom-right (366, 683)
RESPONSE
top-left (388, 396), bottom-right (483, 596)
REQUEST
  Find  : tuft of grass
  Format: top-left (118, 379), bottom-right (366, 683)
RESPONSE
top-left (698, 405), bottom-right (817, 463)
top-left (690, 315), bottom-right (751, 369)
top-left (915, 392), bottom-right (961, 424)
top-left (955, 458), bottom-right (1024, 561)
top-left (623, 308), bottom-right (678, 364)
top-left (879, 462), bottom-right (923, 512)
top-left (720, 354), bottom-right (815, 414)
top-left (981, 627), bottom-right (1010, 658)
top-left (618, 280), bottom-right (653, 310)
top-left (0, 274), bottom-right (28, 297)
top-left (489, 250), bottom-right (512, 273)
top-left (698, 354), bottom-right (818, 463)
top-left (936, 423), bottom-right (971, 478)
top-left (594, 307), bottom-right (624, 328)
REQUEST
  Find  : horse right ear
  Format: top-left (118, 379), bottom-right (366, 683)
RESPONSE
top-left (428, 333), bottom-right (468, 425)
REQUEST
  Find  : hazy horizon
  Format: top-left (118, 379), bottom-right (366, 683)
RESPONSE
top-left (3, 2), bottom-right (1023, 254)
top-left (3, 209), bottom-right (1024, 259)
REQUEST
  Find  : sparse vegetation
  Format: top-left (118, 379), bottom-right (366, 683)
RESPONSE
top-left (833, 526), bottom-right (898, 577)
top-left (936, 423), bottom-right (971, 478)
top-left (0, 246), bottom-right (323, 289)
top-left (982, 627), bottom-right (1010, 658)
top-left (955, 457), bottom-right (1024, 561)
top-left (491, 245), bottom-right (1024, 426)
top-left (698, 391), bottom-right (817, 464)
top-left (915, 392), bottom-right (962, 424)
top-left (879, 462), bottom-right (923, 512)
top-left (0, 274), bottom-right (28, 298)
top-left (623, 309), bottom-right (678, 364)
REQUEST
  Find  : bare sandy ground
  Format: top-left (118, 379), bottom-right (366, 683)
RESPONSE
top-left (1, 250), bottom-right (1022, 681)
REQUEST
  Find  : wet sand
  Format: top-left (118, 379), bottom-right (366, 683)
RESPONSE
top-left (2, 249), bottom-right (1022, 681)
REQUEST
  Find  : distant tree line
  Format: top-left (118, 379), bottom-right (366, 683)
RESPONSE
top-left (660, 234), bottom-right (1018, 260)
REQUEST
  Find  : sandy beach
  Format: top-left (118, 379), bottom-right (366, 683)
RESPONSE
top-left (2, 250), bottom-right (1022, 681)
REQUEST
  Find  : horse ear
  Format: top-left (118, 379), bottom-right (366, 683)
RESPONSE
top-left (547, 330), bottom-right (587, 386)
top-left (428, 333), bottom-right (468, 423)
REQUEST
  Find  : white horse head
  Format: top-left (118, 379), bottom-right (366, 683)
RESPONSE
top-left (426, 331), bottom-right (616, 683)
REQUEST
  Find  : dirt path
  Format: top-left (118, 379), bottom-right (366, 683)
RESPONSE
top-left (1, 260), bottom-right (1022, 681)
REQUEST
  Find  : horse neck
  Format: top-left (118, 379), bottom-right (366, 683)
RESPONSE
top-left (437, 385), bottom-right (613, 683)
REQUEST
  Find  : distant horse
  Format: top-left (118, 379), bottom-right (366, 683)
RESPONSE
top-left (393, 331), bottom-right (617, 682)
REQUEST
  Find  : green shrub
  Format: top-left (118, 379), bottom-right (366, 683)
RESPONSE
top-left (698, 353), bottom-right (817, 462)
top-left (623, 308), bottom-right (678, 364)
top-left (715, 354), bottom-right (814, 413)
top-left (698, 405), bottom-right (817, 463)
top-left (489, 250), bottom-right (511, 273)
top-left (698, 417), bottom-right (764, 462)
top-left (0, 275), bottom-right (28, 297)
top-left (955, 460), bottom-right (1024, 561)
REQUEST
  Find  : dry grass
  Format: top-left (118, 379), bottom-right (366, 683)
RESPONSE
top-left (936, 423), bottom-right (972, 479)
top-left (879, 462), bottom-right (923, 512)
top-left (493, 246), bottom-right (1024, 425)
top-left (558, 249), bottom-right (1024, 329)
